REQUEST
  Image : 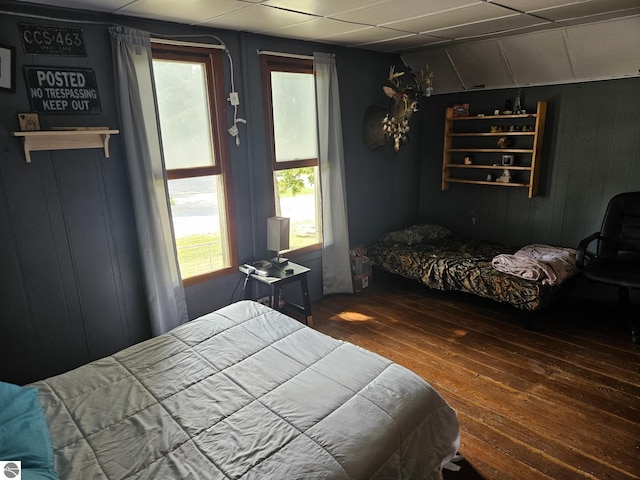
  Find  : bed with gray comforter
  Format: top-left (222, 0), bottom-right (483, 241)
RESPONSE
top-left (31, 300), bottom-right (459, 479)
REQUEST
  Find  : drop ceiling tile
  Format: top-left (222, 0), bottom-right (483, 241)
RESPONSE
top-left (402, 48), bottom-right (465, 93)
top-left (386, 2), bottom-right (519, 35)
top-left (424, 14), bottom-right (550, 40)
top-left (557, 7), bottom-right (640, 26)
top-left (526, 0), bottom-right (640, 21)
top-left (17, 0), bottom-right (130, 12)
top-left (319, 26), bottom-right (411, 45)
top-left (264, 17), bottom-right (366, 40)
top-left (489, 0), bottom-right (589, 14)
top-left (332, 0), bottom-right (480, 26)
top-left (447, 40), bottom-right (516, 89)
top-left (118, 0), bottom-right (245, 23)
top-left (262, 0), bottom-right (389, 17)
top-left (198, 4), bottom-right (314, 32)
top-left (499, 30), bottom-right (574, 85)
top-left (565, 16), bottom-right (640, 79)
top-left (358, 34), bottom-right (445, 53)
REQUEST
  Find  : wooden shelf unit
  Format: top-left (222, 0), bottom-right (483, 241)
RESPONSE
top-left (13, 129), bottom-right (120, 163)
top-left (442, 101), bottom-right (546, 198)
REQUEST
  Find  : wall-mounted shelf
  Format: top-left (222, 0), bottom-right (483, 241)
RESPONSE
top-left (442, 101), bottom-right (546, 198)
top-left (13, 129), bottom-right (120, 163)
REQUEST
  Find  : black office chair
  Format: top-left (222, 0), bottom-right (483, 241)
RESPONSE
top-left (575, 192), bottom-right (640, 344)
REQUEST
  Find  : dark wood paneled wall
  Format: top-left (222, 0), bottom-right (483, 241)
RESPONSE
top-left (0, 4), bottom-right (406, 384)
top-left (419, 79), bottom-right (640, 249)
top-left (0, 6), bottom-right (151, 384)
top-left (418, 79), bottom-right (640, 304)
top-left (1, 1), bottom-right (638, 385)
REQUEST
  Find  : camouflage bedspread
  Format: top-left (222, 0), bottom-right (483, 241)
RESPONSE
top-left (367, 236), bottom-right (560, 311)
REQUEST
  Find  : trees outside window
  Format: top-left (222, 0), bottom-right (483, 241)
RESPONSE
top-left (262, 55), bottom-right (322, 253)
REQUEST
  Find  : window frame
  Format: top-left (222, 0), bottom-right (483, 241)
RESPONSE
top-left (152, 43), bottom-right (238, 286)
top-left (261, 55), bottom-right (321, 255)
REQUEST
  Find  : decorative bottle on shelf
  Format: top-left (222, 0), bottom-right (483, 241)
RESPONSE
top-left (514, 89), bottom-right (522, 114)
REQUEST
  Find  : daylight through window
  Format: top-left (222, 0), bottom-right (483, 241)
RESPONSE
top-left (152, 44), bottom-right (236, 284)
top-left (262, 55), bottom-right (322, 252)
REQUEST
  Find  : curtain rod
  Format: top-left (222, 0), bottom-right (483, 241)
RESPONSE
top-left (151, 38), bottom-right (225, 50)
top-left (257, 50), bottom-right (314, 60)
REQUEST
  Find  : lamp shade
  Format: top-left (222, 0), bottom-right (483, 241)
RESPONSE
top-left (267, 216), bottom-right (290, 253)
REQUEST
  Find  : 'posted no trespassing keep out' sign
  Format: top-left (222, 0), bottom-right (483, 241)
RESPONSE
top-left (24, 66), bottom-right (101, 114)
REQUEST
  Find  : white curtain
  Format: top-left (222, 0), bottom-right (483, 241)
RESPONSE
top-left (314, 53), bottom-right (353, 295)
top-left (109, 27), bottom-right (189, 335)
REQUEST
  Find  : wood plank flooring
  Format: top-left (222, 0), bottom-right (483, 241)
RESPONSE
top-left (310, 273), bottom-right (640, 480)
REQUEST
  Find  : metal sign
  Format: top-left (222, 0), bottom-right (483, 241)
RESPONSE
top-left (19, 23), bottom-right (86, 56)
top-left (24, 66), bottom-right (101, 114)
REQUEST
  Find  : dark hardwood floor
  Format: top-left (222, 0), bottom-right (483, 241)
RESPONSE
top-left (310, 273), bottom-right (640, 480)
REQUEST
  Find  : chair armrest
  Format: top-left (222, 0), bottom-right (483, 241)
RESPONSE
top-left (576, 232), bottom-right (600, 269)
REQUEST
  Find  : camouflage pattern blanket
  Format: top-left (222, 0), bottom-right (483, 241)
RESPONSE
top-left (367, 235), bottom-right (562, 311)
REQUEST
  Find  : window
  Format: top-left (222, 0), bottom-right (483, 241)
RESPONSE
top-left (152, 44), bottom-right (236, 285)
top-left (261, 55), bottom-right (322, 252)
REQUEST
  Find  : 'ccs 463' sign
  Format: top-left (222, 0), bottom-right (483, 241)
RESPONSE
top-left (24, 66), bottom-right (101, 114)
top-left (19, 23), bottom-right (86, 56)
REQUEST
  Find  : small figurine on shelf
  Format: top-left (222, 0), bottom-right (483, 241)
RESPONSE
top-left (464, 156), bottom-right (472, 165)
top-left (514, 89), bottom-right (522, 114)
top-left (496, 169), bottom-right (512, 183)
top-left (497, 136), bottom-right (510, 148)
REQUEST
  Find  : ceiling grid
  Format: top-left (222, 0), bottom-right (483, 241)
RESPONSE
top-left (10, 0), bottom-right (640, 90)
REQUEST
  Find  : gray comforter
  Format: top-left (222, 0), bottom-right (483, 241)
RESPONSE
top-left (32, 301), bottom-right (459, 479)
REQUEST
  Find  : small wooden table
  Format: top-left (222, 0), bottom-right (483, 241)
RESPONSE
top-left (240, 261), bottom-right (313, 326)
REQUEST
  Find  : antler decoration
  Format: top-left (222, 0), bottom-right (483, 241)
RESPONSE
top-left (388, 65), bottom-right (405, 87)
top-left (382, 65), bottom-right (434, 152)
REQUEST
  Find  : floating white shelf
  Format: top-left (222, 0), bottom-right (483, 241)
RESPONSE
top-left (13, 129), bottom-right (120, 163)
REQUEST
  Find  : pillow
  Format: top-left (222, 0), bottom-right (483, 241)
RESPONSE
top-left (378, 224), bottom-right (452, 245)
top-left (0, 381), bottom-right (60, 480)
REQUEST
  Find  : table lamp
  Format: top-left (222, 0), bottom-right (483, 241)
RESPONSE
top-left (267, 216), bottom-right (290, 265)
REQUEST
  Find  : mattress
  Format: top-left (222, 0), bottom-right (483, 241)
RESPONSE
top-left (31, 300), bottom-right (459, 479)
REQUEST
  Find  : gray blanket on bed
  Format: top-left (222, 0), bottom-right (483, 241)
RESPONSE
top-left (31, 301), bottom-right (459, 480)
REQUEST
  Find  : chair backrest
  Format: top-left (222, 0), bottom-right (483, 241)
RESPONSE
top-left (598, 191), bottom-right (640, 263)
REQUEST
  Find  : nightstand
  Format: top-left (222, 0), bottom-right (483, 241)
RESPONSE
top-left (240, 261), bottom-right (313, 326)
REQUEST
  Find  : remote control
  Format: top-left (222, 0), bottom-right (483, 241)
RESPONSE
top-left (242, 264), bottom-right (268, 276)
